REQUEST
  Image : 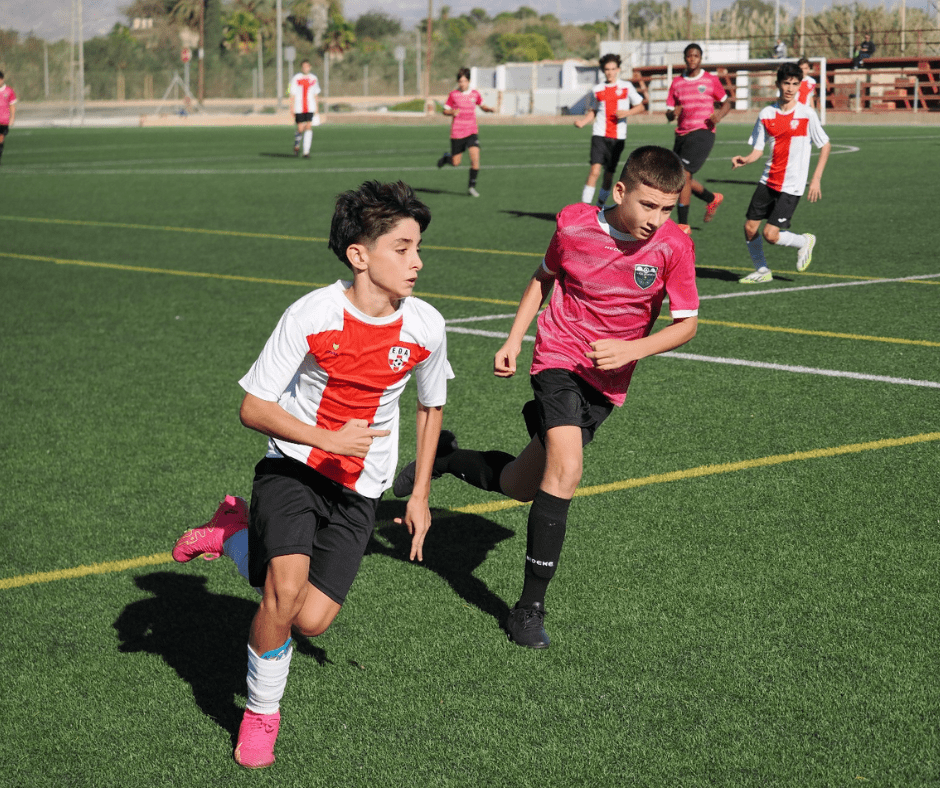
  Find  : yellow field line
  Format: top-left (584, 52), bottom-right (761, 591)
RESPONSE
top-left (697, 318), bottom-right (940, 348)
top-left (3, 431), bottom-right (937, 591)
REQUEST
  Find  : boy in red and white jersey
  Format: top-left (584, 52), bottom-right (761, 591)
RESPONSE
top-left (171, 181), bottom-right (452, 768)
top-left (665, 43), bottom-right (732, 228)
top-left (435, 67), bottom-right (495, 197)
top-left (732, 62), bottom-right (831, 283)
top-left (393, 147), bottom-right (698, 650)
top-left (574, 54), bottom-right (646, 210)
top-left (0, 71), bottom-right (17, 166)
top-left (289, 60), bottom-right (321, 158)
top-left (797, 58), bottom-right (817, 109)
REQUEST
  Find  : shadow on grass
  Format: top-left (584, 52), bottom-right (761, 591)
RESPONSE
top-left (705, 177), bottom-right (758, 186)
top-left (113, 572), bottom-right (330, 745)
top-left (412, 186), bottom-right (471, 198)
top-left (368, 501), bottom-right (516, 629)
top-left (500, 209), bottom-right (557, 222)
top-left (696, 266), bottom-right (743, 282)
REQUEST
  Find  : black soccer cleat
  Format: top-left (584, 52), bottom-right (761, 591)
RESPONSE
top-left (506, 602), bottom-right (550, 649)
top-left (436, 153), bottom-right (451, 168)
top-left (392, 430), bottom-right (458, 498)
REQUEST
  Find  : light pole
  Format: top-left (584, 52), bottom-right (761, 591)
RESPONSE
top-left (276, 0), bottom-right (283, 111)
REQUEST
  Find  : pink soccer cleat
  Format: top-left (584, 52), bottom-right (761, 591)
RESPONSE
top-left (703, 192), bottom-right (724, 223)
top-left (171, 495), bottom-right (248, 563)
top-left (234, 708), bottom-right (280, 769)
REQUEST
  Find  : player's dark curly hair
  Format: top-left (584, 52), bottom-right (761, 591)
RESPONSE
top-left (776, 62), bottom-right (804, 84)
top-left (618, 145), bottom-right (686, 195)
top-left (328, 181), bottom-right (431, 269)
top-left (683, 43), bottom-right (703, 57)
top-left (456, 67), bottom-right (471, 81)
top-left (599, 53), bottom-right (621, 68)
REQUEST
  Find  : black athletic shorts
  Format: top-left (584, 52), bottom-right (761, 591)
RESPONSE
top-left (523, 368), bottom-right (614, 447)
top-left (0, 125), bottom-right (8, 136)
top-left (589, 136), bottom-right (626, 174)
top-left (294, 112), bottom-right (314, 123)
top-left (247, 456), bottom-right (379, 604)
top-left (450, 134), bottom-right (479, 156)
top-left (745, 183), bottom-right (801, 229)
top-left (673, 128), bottom-right (716, 174)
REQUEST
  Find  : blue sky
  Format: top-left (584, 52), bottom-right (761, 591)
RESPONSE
top-left (5, 0), bottom-right (933, 41)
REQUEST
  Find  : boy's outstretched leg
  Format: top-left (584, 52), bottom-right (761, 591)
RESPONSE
top-left (172, 495), bottom-right (248, 562)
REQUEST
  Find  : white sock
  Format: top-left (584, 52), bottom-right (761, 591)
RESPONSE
top-left (223, 529), bottom-right (262, 596)
top-left (302, 129), bottom-right (312, 155)
top-left (581, 185), bottom-right (596, 204)
top-left (596, 188), bottom-right (611, 207)
top-left (746, 236), bottom-right (768, 268)
top-left (776, 230), bottom-right (805, 249)
top-left (246, 641), bottom-right (292, 715)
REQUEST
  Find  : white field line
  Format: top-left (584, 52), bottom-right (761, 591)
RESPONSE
top-left (699, 272), bottom-right (940, 299)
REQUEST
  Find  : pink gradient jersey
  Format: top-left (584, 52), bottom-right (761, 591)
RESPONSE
top-left (666, 71), bottom-right (727, 135)
top-left (446, 89), bottom-right (483, 139)
top-left (0, 84), bottom-right (16, 125)
top-left (531, 203), bottom-right (699, 406)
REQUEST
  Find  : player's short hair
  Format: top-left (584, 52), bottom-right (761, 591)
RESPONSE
top-left (683, 43), bottom-right (703, 58)
top-left (618, 146), bottom-right (686, 195)
top-left (776, 62), bottom-right (803, 84)
top-left (329, 181), bottom-right (431, 269)
top-left (456, 67), bottom-right (471, 81)
top-left (300, 59), bottom-right (311, 66)
top-left (796, 57), bottom-right (810, 68)
top-left (0, 70), bottom-right (4, 79)
top-left (599, 53), bottom-right (621, 68)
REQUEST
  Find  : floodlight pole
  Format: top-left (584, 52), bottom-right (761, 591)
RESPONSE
top-left (424, 0), bottom-right (432, 104)
top-left (774, 0), bottom-right (780, 41)
top-left (77, 0), bottom-right (85, 123)
top-left (198, 0), bottom-right (205, 104)
top-left (276, 0), bottom-right (283, 111)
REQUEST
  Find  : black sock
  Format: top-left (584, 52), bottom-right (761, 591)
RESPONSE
top-left (677, 204), bottom-right (689, 224)
top-left (439, 449), bottom-right (513, 493)
top-left (469, 168), bottom-right (479, 188)
top-left (518, 490), bottom-right (571, 608)
top-left (0, 142), bottom-right (4, 163)
top-left (696, 188), bottom-right (715, 203)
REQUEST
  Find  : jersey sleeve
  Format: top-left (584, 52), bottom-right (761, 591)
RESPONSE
top-left (628, 83), bottom-right (644, 106)
top-left (807, 108), bottom-right (830, 148)
top-left (665, 78), bottom-right (678, 110)
top-left (474, 90), bottom-right (483, 106)
top-left (711, 74), bottom-right (729, 103)
top-left (664, 240), bottom-right (699, 318)
top-left (748, 113), bottom-right (767, 151)
top-left (444, 90), bottom-right (457, 110)
top-left (239, 306), bottom-right (312, 402)
top-left (412, 308), bottom-right (453, 408)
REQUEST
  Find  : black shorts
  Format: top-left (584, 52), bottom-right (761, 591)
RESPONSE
top-left (745, 183), bottom-right (801, 229)
top-left (247, 456), bottom-right (379, 604)
top-left (295, 112), bottom-right (314, 123)
top-left (673, 129), bottom-right (716, 174)
top-left (450, 134), bottom-right (479, 156)
top-left (589, 136), bottom-right (626, 174)
top-left (523, 369), bottom-right (614, 446)
top-left (0, 125), bottom-right (8, 136)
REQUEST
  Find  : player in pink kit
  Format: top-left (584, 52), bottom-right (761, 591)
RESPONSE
top-left (289, 59), bottom-right (320, 158)
top-left (732, 62), bottom-right (831, 283)
top-left (0, 71), bottom-right (17, 166)
top-left (574, 54), bottom-right (647, 210)
top-left (171, 181), bottom-right (452, 768)
top-left (435, 67), bottom-right (495, 197)
top-left (665, 44), bottom-right (731, 228)
top-left (393, 146), bottom-right (698, 649)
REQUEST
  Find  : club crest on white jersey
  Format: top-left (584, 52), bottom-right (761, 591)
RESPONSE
top-left (388, 346), bottom-right (411, 371)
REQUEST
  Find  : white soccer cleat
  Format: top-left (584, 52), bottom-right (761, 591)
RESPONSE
top-left (797, 233), bottom-right (816, 272)
top-left (739, 270), bottom-right (773, 284)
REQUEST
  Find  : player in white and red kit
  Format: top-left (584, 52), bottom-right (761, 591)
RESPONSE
top-left (393, 147), bottom-right (698, 649)
top-left (171, 182), bottom-right (452, 768)
top-left (574, 54), bottom-right (647, 209)
top-left (665, 43), bottom-right (732, 228)
top-left (289, 60), bottom-right (321, 158)
top-left (797, 57), bottom-right (817, 109)
top-left (0, 71), bottom-right (17, 166)
top-left (732, 63), bottom-right (831, 283)
top-left (435, 67), bottom-right (495, 197)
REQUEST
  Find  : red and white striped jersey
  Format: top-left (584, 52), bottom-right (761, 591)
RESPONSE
top-left (239, 281), bottom-right (452, 499)
top-left (798, 76), bottom-right (816, 105)
top-left (749, 102), bottom-right (830, 196)
top-left (289, 72), bottom-right (320, 114)
top-left (532, 203), bottom-right (699, 407)
top-left (666, 71), bottom-right (727, 135)
top-left (587, 79), bottom-right (644, 140)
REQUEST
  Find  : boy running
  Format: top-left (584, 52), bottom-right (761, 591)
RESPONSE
top-left (289, 59), bottom-right (321, 158)
top-left (574, 54), bottom-right (646, 210)
top-left (171, 181), bottom-right (452, 768)
top-left (797, 58), bottom-right (817, 109)
top-left (435, 67), bottom-right (495, 197)
top-left (0, 71), bottom-right (16, 166)
top-left (394, 146), bottom-right (699, 649)
top-left (665, 43), bottom-right (731, 228)
top-left (732, 62), bottom-right (831, 284)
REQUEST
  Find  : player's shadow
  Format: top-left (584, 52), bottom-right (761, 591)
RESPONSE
top-left (113, 572), bottom-right (329, 744)
top-left (259, 152), bottom-right (303, 159)
top-left (696, 265), bottom-right (743, 282)
top-left (705, 178), bottom-right (758, 186)
top-left (412, 186), bottom-right (471, 198)
top-left (500, 210), bottom-right (557, 223)
top-left (368, 501), bottom-right (515, 627)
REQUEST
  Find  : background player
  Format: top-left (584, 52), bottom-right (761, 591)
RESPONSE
top-left (574, 54), bottom-right (646, 210)
top-left (289, 59), bottom-right (320, 158)
top-left (797, 57), bottom-right (817, 109)
top-left (394, 146), bottom-right (698, 650)
top-left (0, 71), bottom-right (16, 166)
top-left (732, 63), bottom-right (831, 284)
top-left (665, 43), bottom-right (731, 229)
top-left (171, 181), bottom-right (452, 768)
top-left (435, 67), bottom-right (495, 197)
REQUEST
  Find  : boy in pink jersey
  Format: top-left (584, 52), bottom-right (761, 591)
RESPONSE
top-left (289, 59), bottom-right (321, 158)
top-left (0, 71), bottom-right (17, 166)
top-left (665, 44), bottom-right (731, 228)
top-left (435, 67), bottom-right (495, 197)
top-left (394, 146), bottom-right (699, 649)
top-left (732, 62), bottom-right (831, 284)
top-left (171, 181), bottom-right (452, 767)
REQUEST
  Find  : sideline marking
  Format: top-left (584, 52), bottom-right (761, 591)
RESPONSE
top-left (700, 272), bottom-right (940, 299)
top-left (695, 318), bottom-right (940, 348)
top-left (3, 432), bottom-right (937, 590)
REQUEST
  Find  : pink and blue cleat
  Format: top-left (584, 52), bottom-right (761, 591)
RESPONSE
top-left (171, 495), bottom-right (248, 563)
top-left (234, 708), bottom-right (281, 769)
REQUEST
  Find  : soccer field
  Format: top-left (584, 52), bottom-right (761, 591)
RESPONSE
top-left (2, 122), bottom-right (938, 786)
